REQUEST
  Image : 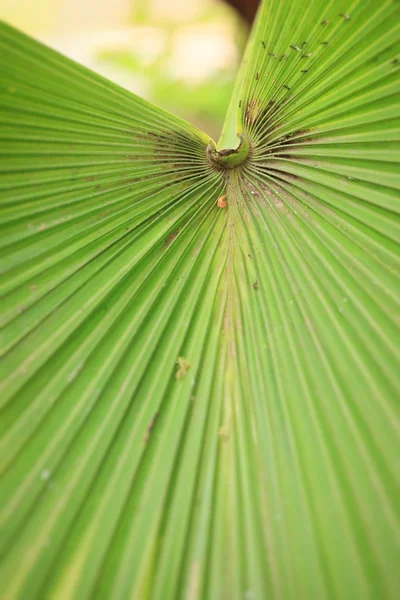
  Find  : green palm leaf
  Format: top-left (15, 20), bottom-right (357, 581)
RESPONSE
top-left (1, 0), bottom-right (399, 598)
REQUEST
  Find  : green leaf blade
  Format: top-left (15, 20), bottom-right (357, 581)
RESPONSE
top-left (1, 0), bottom-right (400, 597)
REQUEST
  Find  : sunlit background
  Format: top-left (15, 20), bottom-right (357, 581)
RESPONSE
top-left (1, 0), bottom-right (248, 139)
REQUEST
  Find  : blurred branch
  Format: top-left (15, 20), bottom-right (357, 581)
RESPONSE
top-left (222, 0), bottom-right (259, 26)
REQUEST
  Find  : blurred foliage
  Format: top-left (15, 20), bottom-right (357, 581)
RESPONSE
top-left (97, 47), bottom-right (236, 139)
top-left (97, 1), bottom-right (247, 140)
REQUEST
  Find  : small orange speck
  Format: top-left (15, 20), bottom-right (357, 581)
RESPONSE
top-left (217, 195), bottom-right (227, 208)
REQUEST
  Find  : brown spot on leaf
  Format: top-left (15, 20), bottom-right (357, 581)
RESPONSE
top-left (143, 412), bottom-right (159, 443)
top-left (175, 357), bottom-right (191, 379)
top-left (164, 230), bottom-right (180, 248)
top-left (245, 100), bottom-right (263, 126)
top-left (217, 195), bottom-right (227, 208)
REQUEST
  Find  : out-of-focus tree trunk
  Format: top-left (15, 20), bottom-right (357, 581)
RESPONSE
top-left (222, 0), bottom-right (260, 26)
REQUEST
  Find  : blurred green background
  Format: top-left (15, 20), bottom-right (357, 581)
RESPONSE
top-left (0, 0), bottom-right (248, 140)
